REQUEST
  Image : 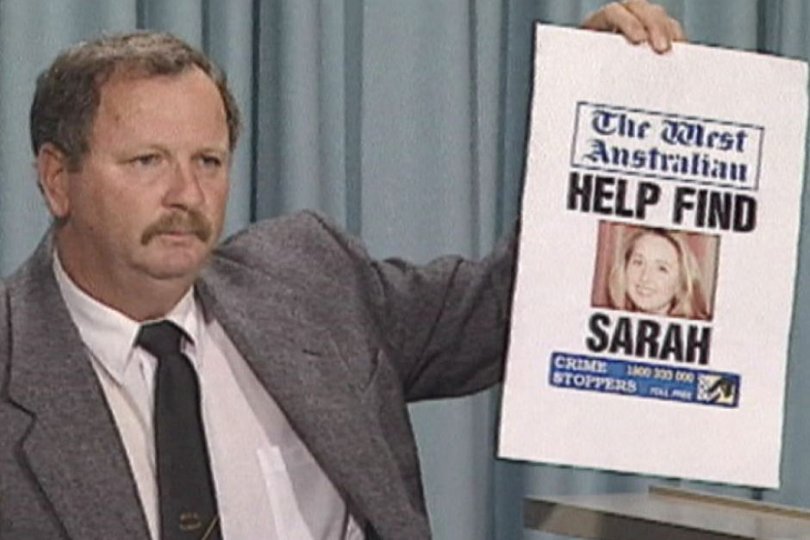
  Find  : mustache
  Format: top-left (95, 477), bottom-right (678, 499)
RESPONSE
top-left (141, 210), bottom-right (213, 245)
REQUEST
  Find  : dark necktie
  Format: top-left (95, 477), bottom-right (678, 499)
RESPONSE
top-left (137, 321), bottom-right (222, 540)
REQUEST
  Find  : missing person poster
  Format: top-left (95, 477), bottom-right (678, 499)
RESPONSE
top-left (498, 25), bottom-right (808, 487)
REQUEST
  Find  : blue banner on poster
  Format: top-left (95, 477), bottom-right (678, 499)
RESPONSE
top-left (549, 351), bottom-right (739, 407)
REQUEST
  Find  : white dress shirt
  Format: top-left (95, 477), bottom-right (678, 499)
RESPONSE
top-left (53, 255), bottom-right (364, 540)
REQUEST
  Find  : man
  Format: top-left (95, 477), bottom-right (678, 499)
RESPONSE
top-left (0, 2), bottom-right (683, 539)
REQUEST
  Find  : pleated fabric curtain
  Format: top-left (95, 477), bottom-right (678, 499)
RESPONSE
top-left (1, 2), bottom-right (810, 539)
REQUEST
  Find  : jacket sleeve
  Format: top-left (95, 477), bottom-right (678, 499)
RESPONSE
top-left (217, 210), bottom-right (518, 403)
top-left (305, 212), bottom-right (518, 402)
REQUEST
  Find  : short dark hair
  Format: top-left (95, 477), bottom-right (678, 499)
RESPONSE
top-left (30, 31), bottom-right (241, 171)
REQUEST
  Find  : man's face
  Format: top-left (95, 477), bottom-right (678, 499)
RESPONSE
top-left (53, 67), bottom-right (230, 294)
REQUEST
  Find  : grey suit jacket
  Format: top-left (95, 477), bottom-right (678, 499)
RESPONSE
top-left (0, 211), bottom-right (514, 540)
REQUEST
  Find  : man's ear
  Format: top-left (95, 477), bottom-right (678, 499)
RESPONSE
top-left (36, 143), bottom-right (72, 220)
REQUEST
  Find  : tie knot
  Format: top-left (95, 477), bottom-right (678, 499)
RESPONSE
top-left (137, 321), bottom-right (185, 358)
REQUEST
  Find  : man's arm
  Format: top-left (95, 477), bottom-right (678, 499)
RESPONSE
top-left (381, 1), bottom-right (688, 399)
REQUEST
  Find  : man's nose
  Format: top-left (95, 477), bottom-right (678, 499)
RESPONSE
top-left (164, 160), bottom-right (204, 208)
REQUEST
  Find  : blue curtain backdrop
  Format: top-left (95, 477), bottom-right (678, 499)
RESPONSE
top-left (1, 1), bottom-right (808, 538)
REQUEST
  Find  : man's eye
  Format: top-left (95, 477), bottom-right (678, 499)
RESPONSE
top-left (131, 154), bottom-right (162, 167)
top-left (199, 155), bottom-right (223, 168)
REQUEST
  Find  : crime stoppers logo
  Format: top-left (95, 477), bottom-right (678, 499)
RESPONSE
top-left (697, 374), bottom-right (739, 406)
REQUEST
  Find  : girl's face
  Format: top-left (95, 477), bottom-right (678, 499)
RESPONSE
top-left (625, 233), bottom-right (681, 315)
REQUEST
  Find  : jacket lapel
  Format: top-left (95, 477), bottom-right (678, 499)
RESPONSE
top-left (6, 238), bottom-right (149, 540)
top-left (198, 256), bottom-right (426, 538)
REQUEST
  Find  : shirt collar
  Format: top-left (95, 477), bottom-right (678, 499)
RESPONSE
top-left (53, 251), bottom-right (202, 384)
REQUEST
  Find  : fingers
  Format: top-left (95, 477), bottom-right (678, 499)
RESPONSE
top-left (668, 17), bottom-right (687, 43)
top-left (581, 1), bottom-right (686, 54)
top-left (582, 2), bottom-right (649, 44)
top-left (622, 0), bottom-right (682, 52)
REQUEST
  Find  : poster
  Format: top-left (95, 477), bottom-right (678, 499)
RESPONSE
top-left (498, 25), bottom-right (808, 487)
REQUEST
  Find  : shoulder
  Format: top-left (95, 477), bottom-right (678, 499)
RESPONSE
top-left (213, 210), bottom-right (373, 272)
top-left (200, 211), bottom-right (388, 347)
